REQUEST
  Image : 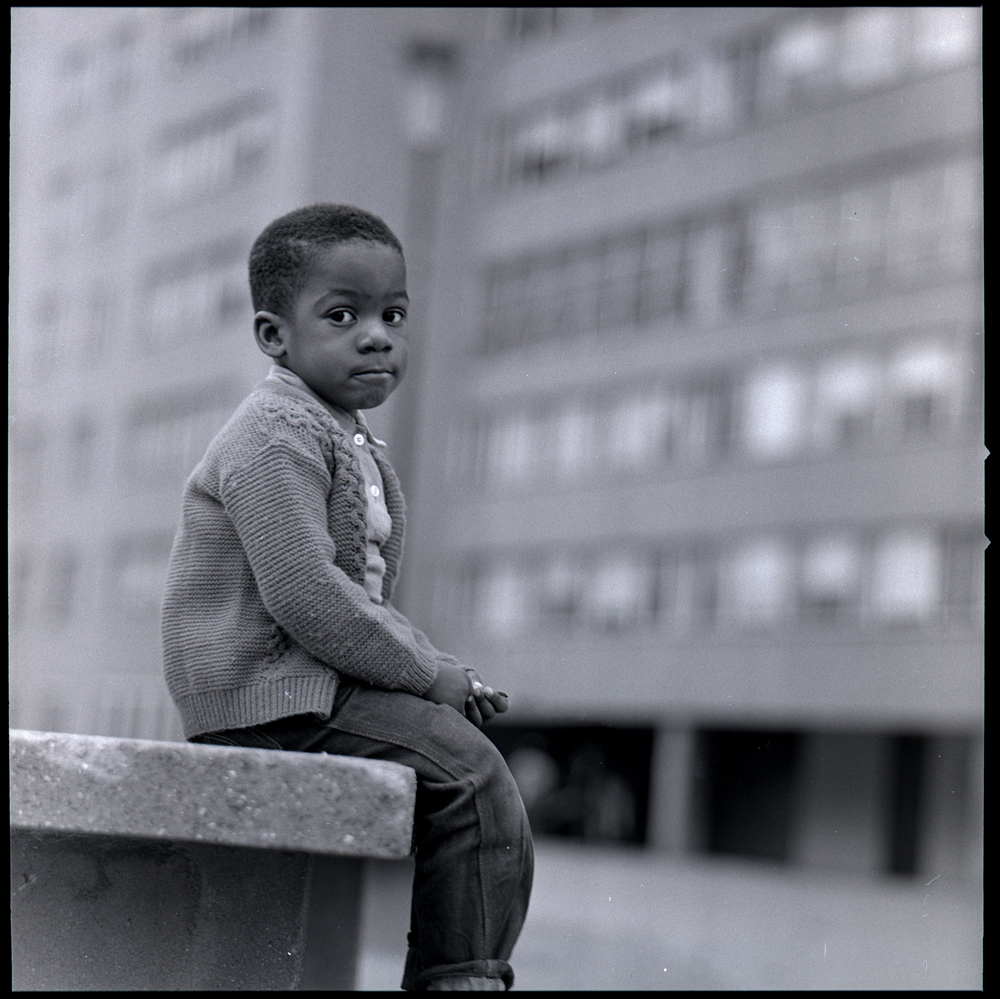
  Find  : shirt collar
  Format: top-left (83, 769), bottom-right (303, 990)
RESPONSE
top-left (265, 364), bottom-right (387, 447)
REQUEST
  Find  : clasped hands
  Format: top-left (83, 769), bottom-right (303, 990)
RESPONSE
top-left (423, 661), bottom-right (509, 727)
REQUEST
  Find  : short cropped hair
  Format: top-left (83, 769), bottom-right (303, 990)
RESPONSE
top-left (249, 204), bottom-right (404, 316)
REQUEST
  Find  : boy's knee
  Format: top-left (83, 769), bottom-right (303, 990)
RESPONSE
top-left (476, 742), bottom-right (532, 838)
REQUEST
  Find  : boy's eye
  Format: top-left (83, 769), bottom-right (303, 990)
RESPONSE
top-left (384, 308), bottom-right (407, 327)
top-left (327, 308), bottom-right (356, 325)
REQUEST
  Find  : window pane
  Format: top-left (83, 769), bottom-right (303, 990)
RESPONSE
top-left (726, 538), bottom-right (794, 626)
top-left (800, 535), bottom-right (860, 624)
top-left (870, 530), bottom-right (940, 624)
top-left (742, 364), bottom-right (809, 461)
top-left (813, 355), bottom-right (880, 449)
top-left (840, 8), bottom-right (903, 89)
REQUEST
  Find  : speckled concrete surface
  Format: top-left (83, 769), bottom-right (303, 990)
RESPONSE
top-left (10, 728), bottom-right (415, 858)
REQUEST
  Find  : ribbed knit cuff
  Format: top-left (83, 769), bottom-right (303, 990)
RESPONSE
top-left (175, 673), bottom-right (338, 740)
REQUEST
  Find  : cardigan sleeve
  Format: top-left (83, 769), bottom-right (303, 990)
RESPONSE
top-left (219, 439), bottom-right (440, 695)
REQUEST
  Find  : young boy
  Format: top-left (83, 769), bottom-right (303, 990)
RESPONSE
top-left (161, 204), bottom-right (533, 991)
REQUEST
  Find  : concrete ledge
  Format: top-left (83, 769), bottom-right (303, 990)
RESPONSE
top-left (10, 728), bottom-right (416, 858)
top-left (11, 729), bottom-right (418, 990)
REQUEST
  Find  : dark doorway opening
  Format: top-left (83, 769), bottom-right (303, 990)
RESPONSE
top-left (485, 724), bottom-right (655, 845)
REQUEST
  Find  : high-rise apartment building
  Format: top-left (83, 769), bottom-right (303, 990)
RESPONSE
top-left (11, 8), bottom-right (982, 881)
top-left (400, 7), bottom-right (983, 877)
top-left (9, 6), bottom-right (470, 737)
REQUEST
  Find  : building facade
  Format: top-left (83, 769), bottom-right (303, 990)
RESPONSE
top-left (9, 6), bottom-right (467, 737)
top-left (10, 8), bottom-right (982, 882)
top-left (399, 7), bottom-right (984, 879)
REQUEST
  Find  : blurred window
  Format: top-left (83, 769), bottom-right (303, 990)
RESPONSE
top-left (625, 62), bottom-right (693, 147)
top-left (164, 7), bottom-right (275, 67)
top-left (572, 92), bottom-right (627, 168)
top-left (155, 99), bottom-right (274, 207)
top-left (581, 555), bottom-right (657, 631)
top-left (694, 44), bottom-right (755, 137)
top-left (527, 254), bottom-right (567, 344)
top-left (496, 261), bottom-right (534, 351)
top-left (608, 392), bottom-right (671, 471)
top-left (32, 290), bottom-right (75, 381)
top-left (799, 534), bottom-right (861, 625)
top-left (70, 414), bottom-right (99, 489)
top-left (506, 7), bottom-right (562, 42)
top-left (784, 193), bottom-right (839, 295)
top-left (57, 17), bottom-right (142, 119)
top-left (835, 181), bottom-right (890, 288)
top-left (10, 421), bottom-right (47, 506)
top-left (551, 405), bottom-right (598, 479)
top-left (741, 364), bottom-right (810, 462)
top-left (123, 392), bottom-right (235, 487)
top-left (84, 283), bottom-right (117, 361)
top-left (539, 558), bottom-right (582, 625)
top-left (870, 529), bottom-right (941, 625)
top-left (509, 109), bottom-right (574, 182)
top-left (743, 203), bottom-right (793, 310)
top-left (681, 375), bottom-right (733, 463)
top-left (491, 10), bottom-right (979, 190)
top-left (940, 526), bottom-right (982, 625)
top-left (637, 227), bottom-right (686, 326)
top-left (10, 549), bottom-right (34, 632)
top-left (477, 562), bottom-right (534, 634)
top-left (111, 534), bottom-right (176, 620)
top-left (885, 166), bottom-right (944, 283)
top-left (911, 7), bottom-right (981, 69)
top-left (598, 237), bottom-right (643, 332)
top-left (487, 414), bottom-right (536, 486)
top-left (759, 14), bottom-right (841, 116)
top-left (888, 342), bottom-right (964, 439)
top-left (725, 538), bottom-right (795, 627)
top-left (43, 546), bottom-right (81, 626)
top-left (560, 248), bottom-right (603, 337)
top-left (938, 159), bottom-right (983, 274)
top-left (672, 552), bottom-right (718, 633)
top-left (812, 355), bottom-right (881, 450)
top-left (839, 7), bottom-right (903, 89)
top-left (145, 242), bottom-right (248, 352)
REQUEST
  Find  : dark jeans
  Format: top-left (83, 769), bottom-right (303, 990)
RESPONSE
top-left (191, 680), bottom-right (534, 990)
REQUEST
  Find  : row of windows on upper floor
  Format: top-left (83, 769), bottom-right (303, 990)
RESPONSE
top-left (438, 522), bottom-right (982, 639)
top-left (502, 8), bottom-right (631, 44)
top-left (24, 236), bottom-right (253, 381)
top-left (448, 332), bottom-right (981, 492)
top-left (481, 153), bottom-right (982, 354)
top-left (27, 145), bottom-right (982, 384)
top-left (489, 7), bottom-right (981, 189)
top-left (10, 384), bottom-right (241, 508)
top-left (51, 8), bottom-right (278, 121)
top-left (10, 519), bottom-right (981, 646)
top-left (10, 530), bottom-right (176, 634)
top-left (12, 325), bottom-right (981, 525)
top-left (37, 96), bottom-right (276, 252)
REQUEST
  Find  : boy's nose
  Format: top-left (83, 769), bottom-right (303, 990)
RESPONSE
top-left (357, 319), bottom-right (394, 351)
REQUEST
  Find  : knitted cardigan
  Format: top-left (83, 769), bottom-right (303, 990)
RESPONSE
top-left (161, 377), bottom-right (449, 739)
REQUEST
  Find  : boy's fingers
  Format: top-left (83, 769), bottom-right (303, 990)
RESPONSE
top-left (486, 690), bottom-right (509, 713)
top-left (465, 695), bottom-right (483, 727)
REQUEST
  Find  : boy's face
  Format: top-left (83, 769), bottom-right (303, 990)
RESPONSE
top-left (255, 240), bottom-right (409, 412)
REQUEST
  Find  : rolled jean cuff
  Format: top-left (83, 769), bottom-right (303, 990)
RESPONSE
top-left (405, 959), bottom-right (514, 991)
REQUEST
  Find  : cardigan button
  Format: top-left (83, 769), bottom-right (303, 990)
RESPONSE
top-left (353, 433), bottom-right (366, 447)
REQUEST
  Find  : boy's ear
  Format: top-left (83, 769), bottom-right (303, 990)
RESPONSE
top-left (254, 311), bottom-right (287, 358)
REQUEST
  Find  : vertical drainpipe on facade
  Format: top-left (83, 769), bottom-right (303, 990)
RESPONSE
top-left (389, 41), bottom-right (455, 615)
